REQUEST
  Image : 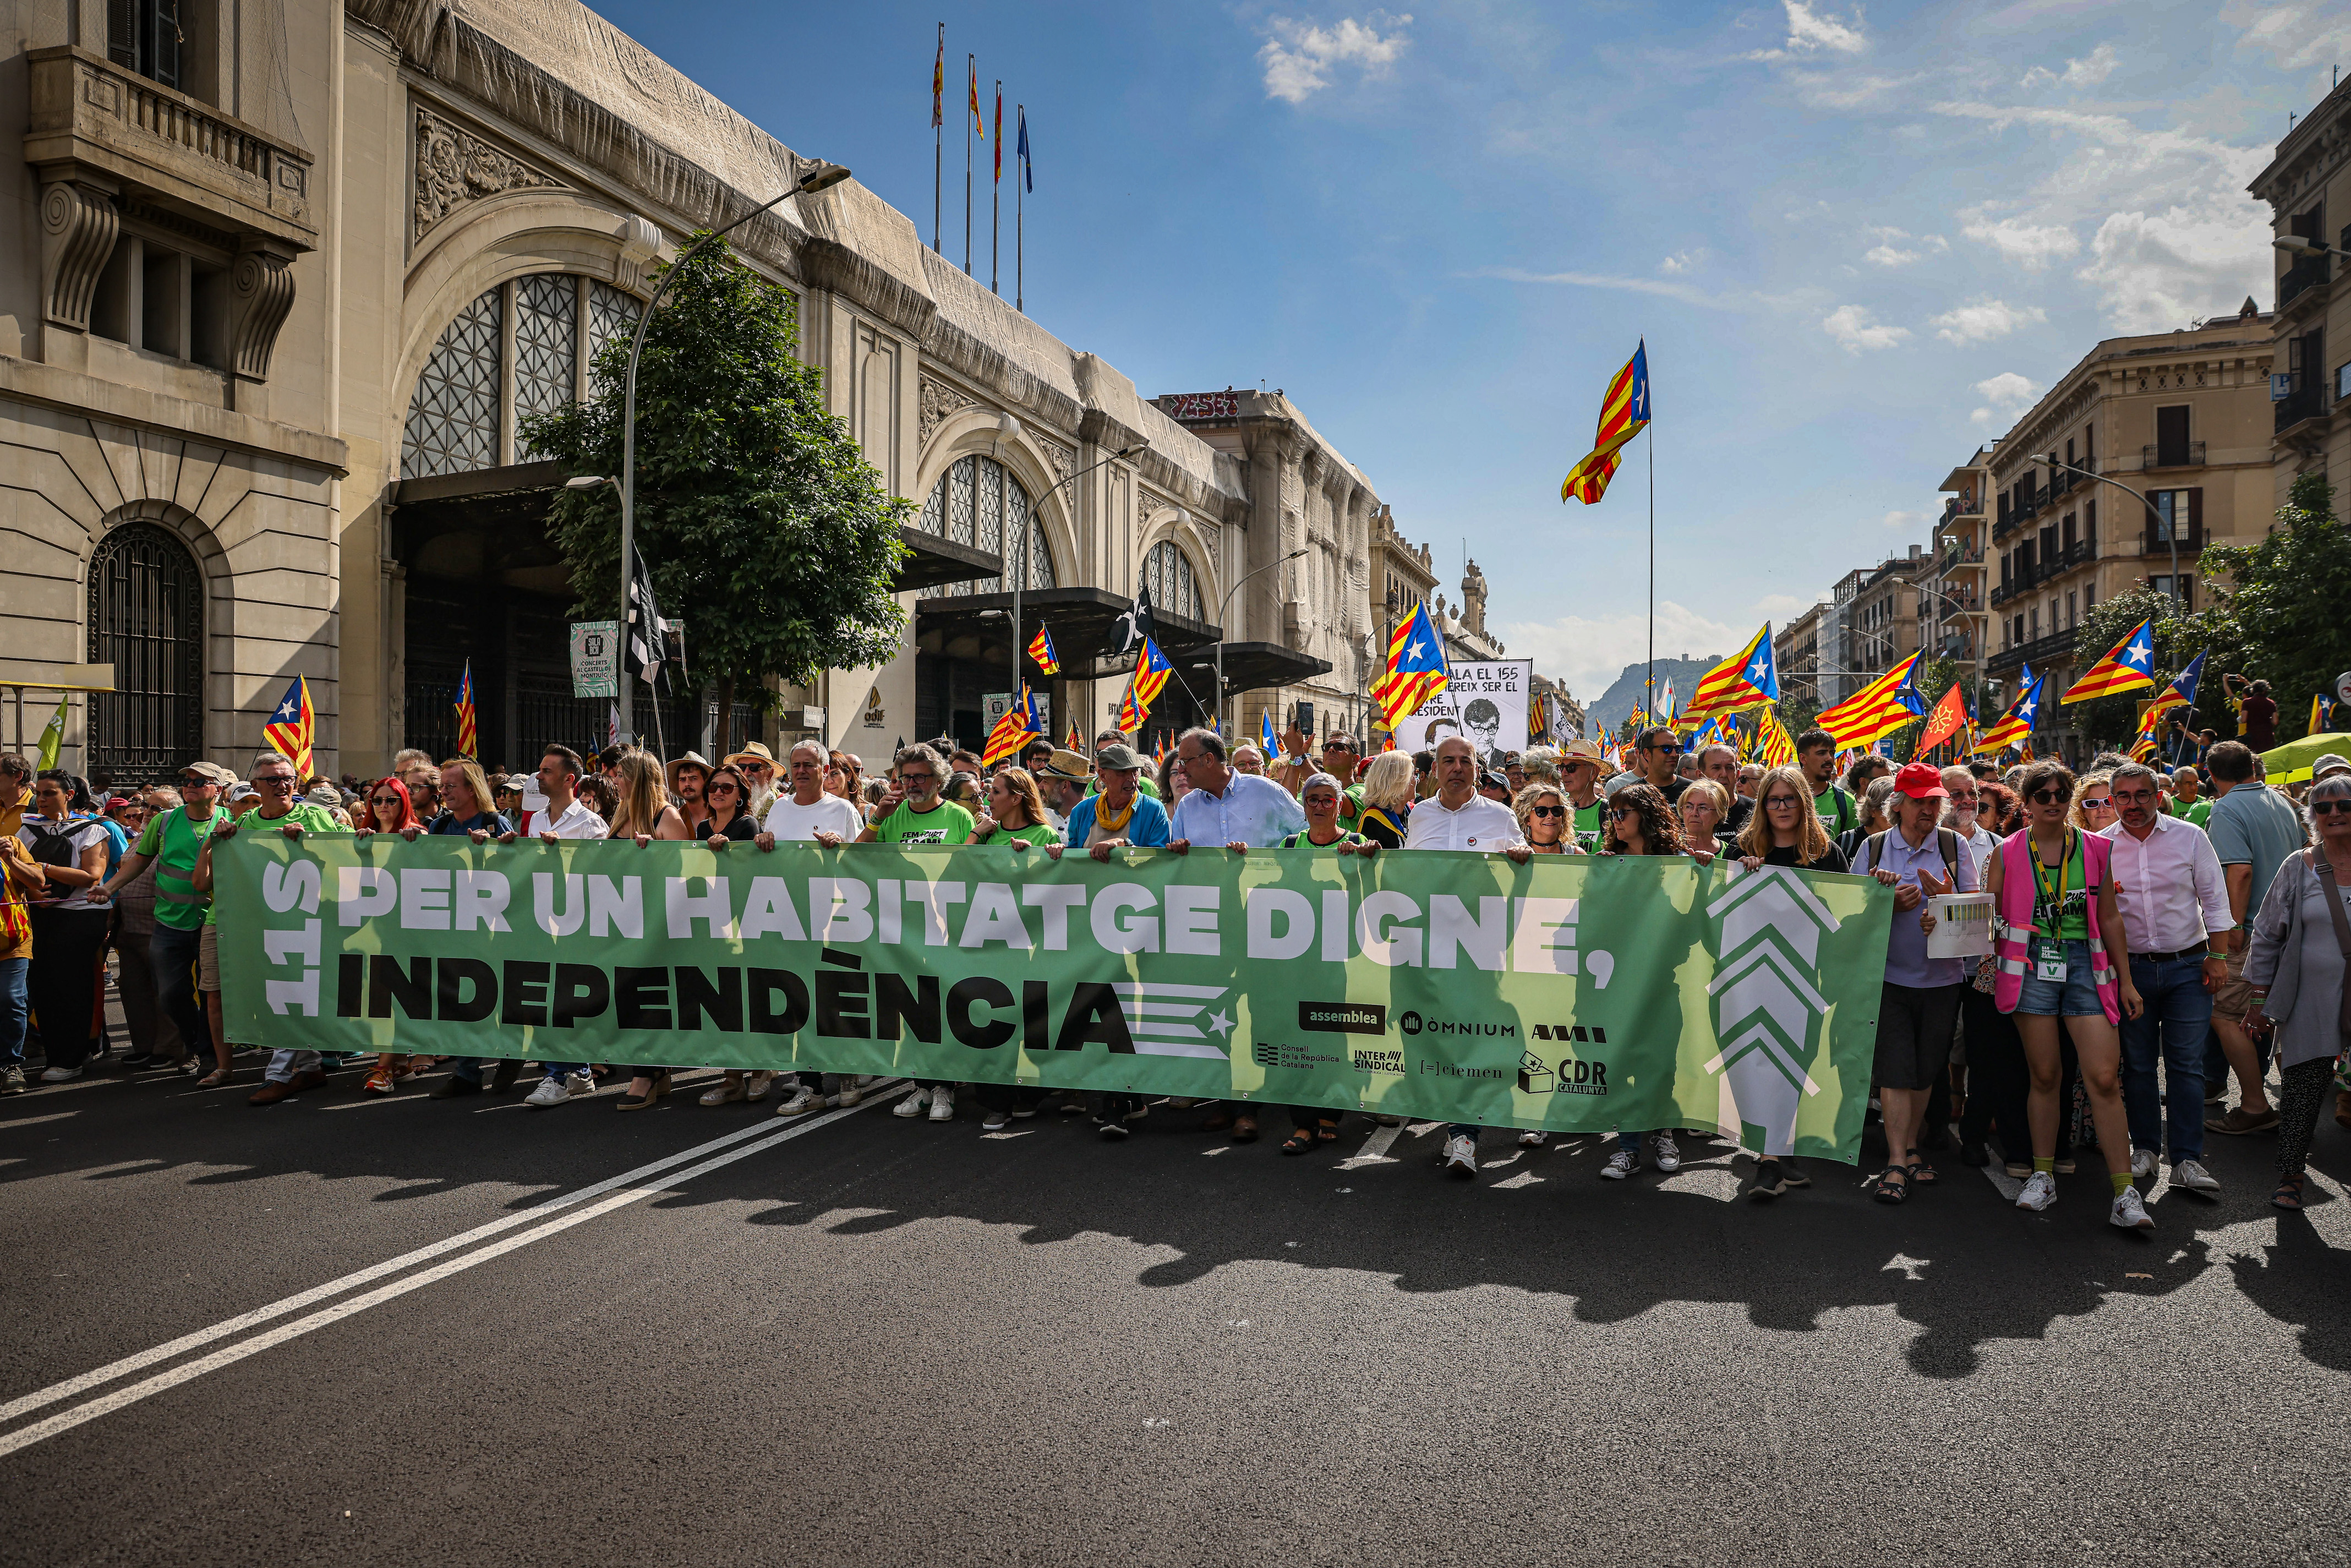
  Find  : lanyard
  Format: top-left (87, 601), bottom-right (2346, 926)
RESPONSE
top-left (2030, 829), bottom-right (2074, 925)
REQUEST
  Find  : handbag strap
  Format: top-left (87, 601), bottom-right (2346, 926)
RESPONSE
top-left (2311, 850), bottom-right (2351, 960)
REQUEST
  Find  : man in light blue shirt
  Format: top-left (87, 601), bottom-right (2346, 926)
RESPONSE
top-left (1166, 727), bottom-right (1306, 853)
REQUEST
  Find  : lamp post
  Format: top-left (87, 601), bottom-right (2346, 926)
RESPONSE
top-left (1216, 547), bottom-right (1308, 740)
top-left (989, 424), bottom-right (1147, 738)
top-left (2035, 452), bottom-right (2180, 613)
top-left (572, 156), bottom-right (852, 745)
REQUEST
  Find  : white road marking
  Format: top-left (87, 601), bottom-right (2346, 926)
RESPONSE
top-left (0, 1082), bottom-right (903, 1432)
top-left (0, 1111), bottom-right (81, 1129)
top-left (1337, 1123), bottom-right (1402, 1168)
top-left (1490, 1171), bottom-right (1543, 1189)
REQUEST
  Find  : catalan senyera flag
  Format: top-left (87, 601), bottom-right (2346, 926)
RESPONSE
top-left (993, 81), bottom-right (1003, 182)
top-left (2129, 701), bottom-right (2164, 762)
top-left (1114, 637), bottom-right (1172, 733)
top-left (1757, 704), bottom-right (1797, 768)
top-left (931, 25), bottom-right (944, 129)
top-left (1814, 652), bottom-right (1923, 749)
top-left (982, 684), bottom-right (1043, 768)
top-left (264, 675), bottom-right (316, 779)
top-left (1913, 683), bottom-right (1969, 757)
top-left (1371, 600), bottom-right (1451, 730)
top-left (453, 659), bottom-right (479, 758)
top-left (1560, 341), bottom-right (1651, 506)
top-left (2060, 619), bottom-right (2157, 704)
top-left (1683, 624), bottom-right (1779, 724)
top-left (1027, 624), bottom-right (1059, 676)
top-left (1066, 717), bottom-right (1083, 752)
top-left (969, 56), bottom-right (984, 137)
top-left (1972, 670), bottom-right (2045, 756)
top-left (1529, 694), bottom-right (1548, 741)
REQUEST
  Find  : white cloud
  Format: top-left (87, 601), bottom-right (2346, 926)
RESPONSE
top-left (1881, 509), bottom-right (1929, 531)
top-left (1500, 602), bottom-right (1746, 702)
top-left (2223, 1), bottom-right (2351, 74)
top-left (1659, 249), bottom-right (1701, 274)
top-left (1751, 0), bottom-right (1869, 60)
top-left (1961, 214), bottom-right (2082, 269)
top-left (1472, 266), bottom-right (1745, 310)
top-left (1968, 370), bottom-right (2042, 427)
top-left (1259, 13), bottom-right (1413, 103)
top-left (1822, 303), bottom-right (1911, 352)
top-left (2020, 42), bottom-right (2119, 89)
top-left (1930, 297), bottom-right (2048, 343)
top-left (1866, 243), bottom-right (1921, 266)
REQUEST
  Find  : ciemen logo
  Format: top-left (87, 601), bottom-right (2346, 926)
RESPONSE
top-left (1298, 1001), bottom-right (1385, 1035)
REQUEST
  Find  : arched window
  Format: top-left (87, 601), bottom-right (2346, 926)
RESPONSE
top-left (915, 453), bottom-right (1054, 597)
top-left (86, 522), bottom-right (204, 777)
top-left (401, 275), bottom-right (641, 479)
top-left (1144, 540), bottom-right (1202, 622)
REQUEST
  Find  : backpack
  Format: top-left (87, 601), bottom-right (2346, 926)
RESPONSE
top-left (1817, 784), bottom-right (1856, 837)
top-left (19, 818), bottom-right (83, 871)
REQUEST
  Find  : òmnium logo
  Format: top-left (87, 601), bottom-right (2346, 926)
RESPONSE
top-left (1396, 1010), bottom-right (1513, 1039)
top-left (1299, 1001), bottom-right (1386, 1035)
top-left (1397, 1010), bottom-right (1421, 1035)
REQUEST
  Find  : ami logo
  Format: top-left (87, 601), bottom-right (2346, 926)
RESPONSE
top-left (1529, 1024), bottom-right (1607, 1043)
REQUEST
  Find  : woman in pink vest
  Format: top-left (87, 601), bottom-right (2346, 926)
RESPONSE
top-left (1986, 760), bottom-right (2148, 1229)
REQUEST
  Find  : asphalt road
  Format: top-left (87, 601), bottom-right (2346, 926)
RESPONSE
top-left (6, 1045), bottom-right (2350, 1568)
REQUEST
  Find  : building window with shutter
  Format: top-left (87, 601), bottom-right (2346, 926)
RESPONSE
top-left (108, 0), bottom-right (184, 90)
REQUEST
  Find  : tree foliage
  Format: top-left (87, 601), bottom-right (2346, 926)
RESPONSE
top-left (2065, 583), bottom-right (2201, 748)
top-left (524, 234), bottom-right (910, 721)
top-left (2192, 472), bottom-right (2351, 744)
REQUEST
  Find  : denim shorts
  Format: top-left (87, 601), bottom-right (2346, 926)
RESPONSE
top-left (2014, 937), bottom-right (2102, 1017)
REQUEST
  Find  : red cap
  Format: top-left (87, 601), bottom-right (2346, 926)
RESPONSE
top-left (1892, 760), bottom-right (1949, 799)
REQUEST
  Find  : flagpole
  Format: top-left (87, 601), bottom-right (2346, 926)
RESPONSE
top-left (991, 79), bottom-right (1001, 295)
top-left (1645, 378), bottom-right (1656, 712)
top-left (964, 54), bottom-right (974, 276)
top-left (1015, 105), bottom-right (1025, 314)
top-left (933, 24), bottom-right (942, 254)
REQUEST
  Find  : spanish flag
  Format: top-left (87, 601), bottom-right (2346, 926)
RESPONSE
top-left (1560, 342), bottom-right (1651, 506)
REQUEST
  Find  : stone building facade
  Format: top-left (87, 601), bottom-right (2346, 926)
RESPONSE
top-left (3, 0), bottom-right (1402, 779)
top-left (2251, 74), bottom-right (2350, 509)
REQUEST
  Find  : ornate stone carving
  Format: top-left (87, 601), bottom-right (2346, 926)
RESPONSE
top-left (40, 179), bottom-right (119, 330)
top-left (226, 245), bottom-right (297, 381)
top-left (917, 375), bottom-right (978, 449)
top-left (1036, 434), bottom-right (1075, 484)
top-left (412, 107), bottom-right (563, 241)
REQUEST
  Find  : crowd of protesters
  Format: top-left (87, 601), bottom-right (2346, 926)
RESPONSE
top-left (4, 717), bottom-right (2344, 1231)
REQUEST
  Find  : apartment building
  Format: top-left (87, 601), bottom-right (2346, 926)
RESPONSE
top-left (2251, 72), bottom-right (2351, 508)
top-left (1846, 546), bottom-right (1927, 685)
top-left (1985, 305), bottom-right (2275, 753)
top-left (1774, 600), bottom-right (1828, 711)
top-left (1928, 442), bottom-right (1995, 705)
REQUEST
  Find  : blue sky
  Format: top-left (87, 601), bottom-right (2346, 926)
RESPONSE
top-left (588, 0), bottom-right (2346, 701)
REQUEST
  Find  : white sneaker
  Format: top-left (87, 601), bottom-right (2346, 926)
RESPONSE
top-left (525, 1076), bottom-right (572, 1108)
top-left (893, 1086), bottom-right (931, 1118)
top-left (1649, 1131), bottom-right (1681, 1173)
top-left (2170, 1158), bottom-right (2221, 1196)
top-left (928, 1086), bottom-right (956, 1122)
top-left (2111, 1185), bottom-right (2155, 1231)
top-left (1442, 1134), bottom-right (1478, 1178)
top-left (565, 1071), bottom-right (595, 1099)
top-left (1518, 1129), bottom-right (1549, 1148)
top-left (2130, 1146), bottom-right (2160, 1179)
top-left (773, 1085), bottom-right (819, 1118)
top-left (836, 1083), bottom-right (863, 1107)
top-left (37, 1066), bottom-right (82, 1083)
top-left (981, 1108), bottom-right (1011, 1131)
top-left (2015, 1171), bottom-right (2058, 1211)
top-left (1600, 1148), bottom-right (1638, 1181)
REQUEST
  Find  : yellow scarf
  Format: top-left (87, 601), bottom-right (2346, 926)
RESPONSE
top-left (1094, 794), bottom-right (1136, 834)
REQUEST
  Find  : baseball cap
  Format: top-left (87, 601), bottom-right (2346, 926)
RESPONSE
top-left (1892, 761), bottom-right (1949, 799)
top-left (180, 761), bottom-right (236, 786)
top-left (1096, 744), bottom-right (1141, 772)
top-left (226, 783), bottom-right (258, 804)
top-left (2311, 752), bottom-right (2350, 782)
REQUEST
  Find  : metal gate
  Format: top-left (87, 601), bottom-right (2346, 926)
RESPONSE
top-left (85, 522), bottom-right (205, 781)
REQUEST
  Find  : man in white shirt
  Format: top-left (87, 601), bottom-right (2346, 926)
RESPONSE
top-left (1404, 736), bottom-right (1528, 854)
top-left (1403, 736), bottom-right (1531, 1180)
top-left (758, 739), bottom-right (868, 846)
top-left (496, 746), bottom-right (606, 1108)
top-left (1167, 728), bottom-right (1305, 853)
top-left (2100, 762), bottom-right (2233, 1194)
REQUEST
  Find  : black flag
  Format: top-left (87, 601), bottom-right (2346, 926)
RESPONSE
top-left (1106, 582), bottom-right (1156, 660)
top-left (624, 549), bottom-right (669, 691)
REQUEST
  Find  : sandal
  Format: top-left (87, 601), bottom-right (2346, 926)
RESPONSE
top-left (1200, 1108), bottom-right (1234, 1133)
top-left (2272, 1174), bottom-right (2306, 1211)
top-left (196, 1067), bottom-right (233, 1089)
top-left (1906, 1161), bottom-right (1939, 1187)
top-left (1315, 1122), bottom-right (1341, 1141)
top-left (1871, 1165), bottom-right (1910, 1204)
top-left (1280, 1129), bottom-right (1316, 1155)
top-left (1230, 1114), bottom-right (1260, 1144)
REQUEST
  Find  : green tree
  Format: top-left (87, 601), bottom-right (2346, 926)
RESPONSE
top-left (2196, 471), bottom-right (2351, 743)
top-left (525, 234), bottom-right (910, 729)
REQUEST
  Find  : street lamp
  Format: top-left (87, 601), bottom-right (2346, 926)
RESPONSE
top-left (589, 155), bottom-right (852, 744)
top-left (1215, 547), bottom-right (1308, 739)
top-left (2035, 451), bottom-right (2183, 613)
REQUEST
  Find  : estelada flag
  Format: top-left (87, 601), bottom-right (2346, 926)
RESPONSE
top-left (1370, 600), bottom-right (1450, 730)
top-left (1816, 652), bottom-right (1922, 749)
top-left (453, 659), bottom-right (479, 758)
top-left (2309, 693), bottom-right (2332, 736)
top-left (1972, 671), bottom-right (2044, 755)
top-left (1682, 624), bottom-right (1778, 724)
top-left (264, 675), bottom-right (315, 778)
top-left (1027, 624), bottom-right (1059, 675)
top-left (2145, 649), bottom-right (2204, 720)
top-left (2060, 619), bottom-right (2157, 704)
top-left (1114, 637), bottom-right (1172, 733)
top-left (1560, 341), bottom-right (1650, 505)
top-left (1913, 683), bottom-right (1969, 756)
top-left (982, 683), bottom-right (1043, 767)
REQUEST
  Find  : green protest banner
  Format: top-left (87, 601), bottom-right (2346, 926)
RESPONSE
top-left (215, 834), bottom-right (1893, 1160)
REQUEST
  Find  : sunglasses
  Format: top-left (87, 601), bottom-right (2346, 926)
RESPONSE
top-left (2079, 797), bottom-right (2114, 811)
top-left (1642, 742), bottom-right (1682, 755)
top-left (370, 795), bottom-right (402, 807)
top-left (1608, 806), bottom-right (1637, 821)
top-left (254, 775), bottom-right (295, 788)
top-left (1529, 805), bottom-right (1566, 818)
top-left (708, 782), bottom-right (740, 796)
top-left (2029, 789), bottom-right (2069, 805)
top-left (2312, 800), bottom-right (2351, 816)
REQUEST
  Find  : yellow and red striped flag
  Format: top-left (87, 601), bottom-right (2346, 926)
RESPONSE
top-left (452, 659), bottom-right (479, 758)
top-left (1559, 342), bottom-right (1650, 505)
top-left (1756, 704), bottom-right (1797, 768)
top-left (1114, 637), bottom-right (1172, 733)
top-left (1815, 652), bottom-right (1923, 749)
top-left (263, 675), bottom-right (315, 779)
top-left (1370, 600), bottom-right (1451, 730)
top-left (2059, 620), bottom-right (2156, 704)
top-left (1682, 623), bottom-right (1779, 724)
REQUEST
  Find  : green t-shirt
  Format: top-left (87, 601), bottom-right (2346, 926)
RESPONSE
top-left (1813, 783), bottom-right (1857, 835)
top-left (2164, 796), bottom-right (2212, 828)
top-left (1085, 776), bottom-right (1162, 799)
top-left (133, 803), bottom-right (222, 931)
top-left (977, 821), bottom-right (1060, 848)
top-left (1573, 799), bottom-right (1605, 848)
top-left (201, 804), bottom-right (347, 925)
top-left (873, 799), bottom-right (975, 845)
top-left (1279, 829), bottom-right (1368, 849)
top-left (2029, 829), bottom-right (2091, 942)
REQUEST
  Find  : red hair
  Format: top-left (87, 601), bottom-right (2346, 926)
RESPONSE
top-left (360, 775), bottom-right (420, 833)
